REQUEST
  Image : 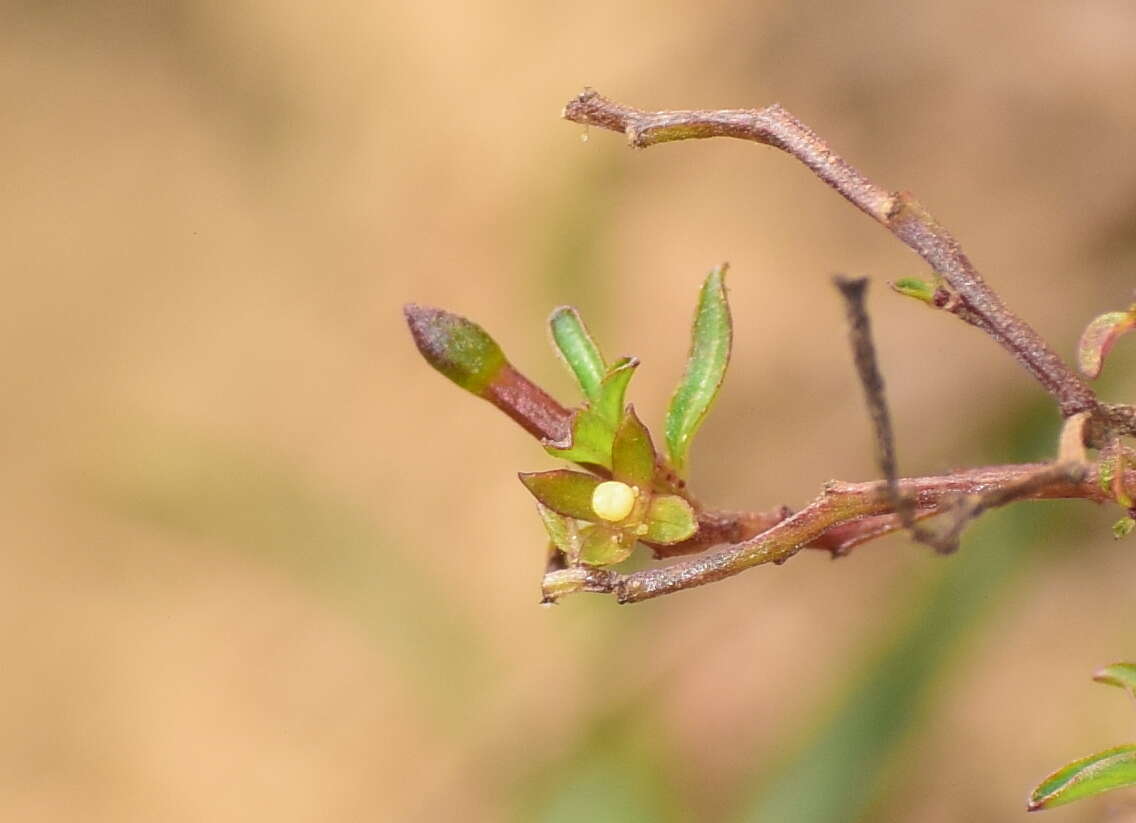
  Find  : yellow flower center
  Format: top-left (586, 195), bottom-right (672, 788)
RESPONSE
top-left (592, 481), bottom-right (637, 522)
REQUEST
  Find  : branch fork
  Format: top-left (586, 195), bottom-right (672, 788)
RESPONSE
top-left (533, 88), bottom-right (1136, 603)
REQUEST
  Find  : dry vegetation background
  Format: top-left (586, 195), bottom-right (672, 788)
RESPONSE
top-left (4, 1), bottom-right (1136, 821)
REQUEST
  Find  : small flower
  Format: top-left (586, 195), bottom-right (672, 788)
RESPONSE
top-left (519, 407), bottom-right (697, 566)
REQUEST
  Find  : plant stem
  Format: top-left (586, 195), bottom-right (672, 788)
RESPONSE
top-left (562, 89), bottom-right (1101, 423)
top-left (543, 461), bottom-right (1100, 603)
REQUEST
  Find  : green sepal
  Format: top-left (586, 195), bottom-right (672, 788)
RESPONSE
top-left (404, 304), bottom-right (507, 396)
top-left (595, 357), bottom-right (639, 430)
top-left (1078, 309), bottom-right (1136, 379)
top-left (643, 494), bottom-right (698, 544)
top-left (518, 470), bottom-right (601, 521)
top-left (611, 406), bottom-right (656, 488)
top-left (537, 503), bottom-right (579, 556)
top-left (1093, 663), bottom-right (1136, 693)
top-left (1028, 744), bottom-right (1136, 811)
top-left (1113, 517), bottom-right (1136, 540)
top-left (665, 264), bottom-right (732, 477)
top-left (543, 408), bottom-right (615, 469)
top-left (579, 525), bottom-right (633, 566)
top-left (550, 306), bottom-right (606, 403)
top-left (890, 277), bottom-right (936, 304)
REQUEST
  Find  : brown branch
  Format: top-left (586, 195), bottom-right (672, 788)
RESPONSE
top-left (541, 461), bottom-right (1108, 604)
top-left (651, 506), bottom-right (939, 559)
top-left (562, 89), bottom-right (1103, 427)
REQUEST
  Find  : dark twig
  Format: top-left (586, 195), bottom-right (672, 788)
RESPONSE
top-left (911, 461), bottom-right (1088, 554)
top-left (833, 276), bottom-right (910, 518)
top-left (563, 90), bottom-right (1105, 429)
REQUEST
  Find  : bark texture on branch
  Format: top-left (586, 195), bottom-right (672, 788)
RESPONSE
top-left (563, 89), bottom-right (1102, 424)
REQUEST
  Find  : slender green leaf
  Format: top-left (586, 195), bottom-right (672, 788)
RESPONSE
top-left (404, 304), bottom-right (507, 395)
top-left (1093, 663), bottom-right (1136, 693)
top-left (595, 357), bottom-right (639, 430)
top-left (550, 306), bottom-right (606, 403)
top-left (612, 406), bottom-right (656, 489)
top-left (519, 470), bottom-right (602, 521)
top-left (644, 495), bottom-right (697, 544)
top-left (1029, 745), bottom-right (1136, 811)
top-left (579, 526), bottom-right (633, 566)
top-left (544, 408), bottom-right (616, 468)
top-left (665, 264), bottom-right (732, 476)
top-left (1077, 310), bottom-right (1136, 379)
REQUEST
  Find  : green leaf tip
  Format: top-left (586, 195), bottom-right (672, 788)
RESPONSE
top-left (890, 277), bottom-right (936, 304)
top-left (1028, 744), bottom-right (1136, 811)
top-left (404, 303), bottom-right (507, 396)
top-left (550, 306), bottom-right (606, 403)
top-left (1093, 663), bottom-right (1136, 693)
top-left (1077, 309), bottom-right (1136, 379)
top-left (665, 264), bottom-right (733, 477)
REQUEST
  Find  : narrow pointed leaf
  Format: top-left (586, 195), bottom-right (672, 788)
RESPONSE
top-left (595, 357), bottom-right (639, 429)
top-left (1093, 663), bottom-right (1136, 693)
top-left (518, 470), bottom-right (602, 521)
top-left (665, 264), bottom-right (732, 476)
top-left (550, 306), bottom-right (606, 403)
top-left (404, 304), bottom-right (506, 395)
top-left (643, 494), bottom-right (698, 544)
top-left (1028, 745), bottom-right (1136, 811)
top-left (544, 408), bottom-right (615, 468)
top-left (1078, 310), bottom-right (1136, 379)
top-left (579, 526), bottom-right (633, 566)
top-left (611, 406), bottom-right (656, 488)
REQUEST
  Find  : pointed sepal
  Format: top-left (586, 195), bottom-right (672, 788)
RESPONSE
top-left (579, 526), bottom-right (634, 566)
top-left (518, 470), bottom-right (602, 521)
top-left (643, 494), bottom-right (698, 544)
top-left (537, 504), bottom-right (580, 559)
top-left (612, 406), bottom-right (657, 488)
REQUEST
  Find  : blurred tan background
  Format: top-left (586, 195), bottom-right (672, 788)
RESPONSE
top-left (4, 1), bottom-right (1136, 820)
